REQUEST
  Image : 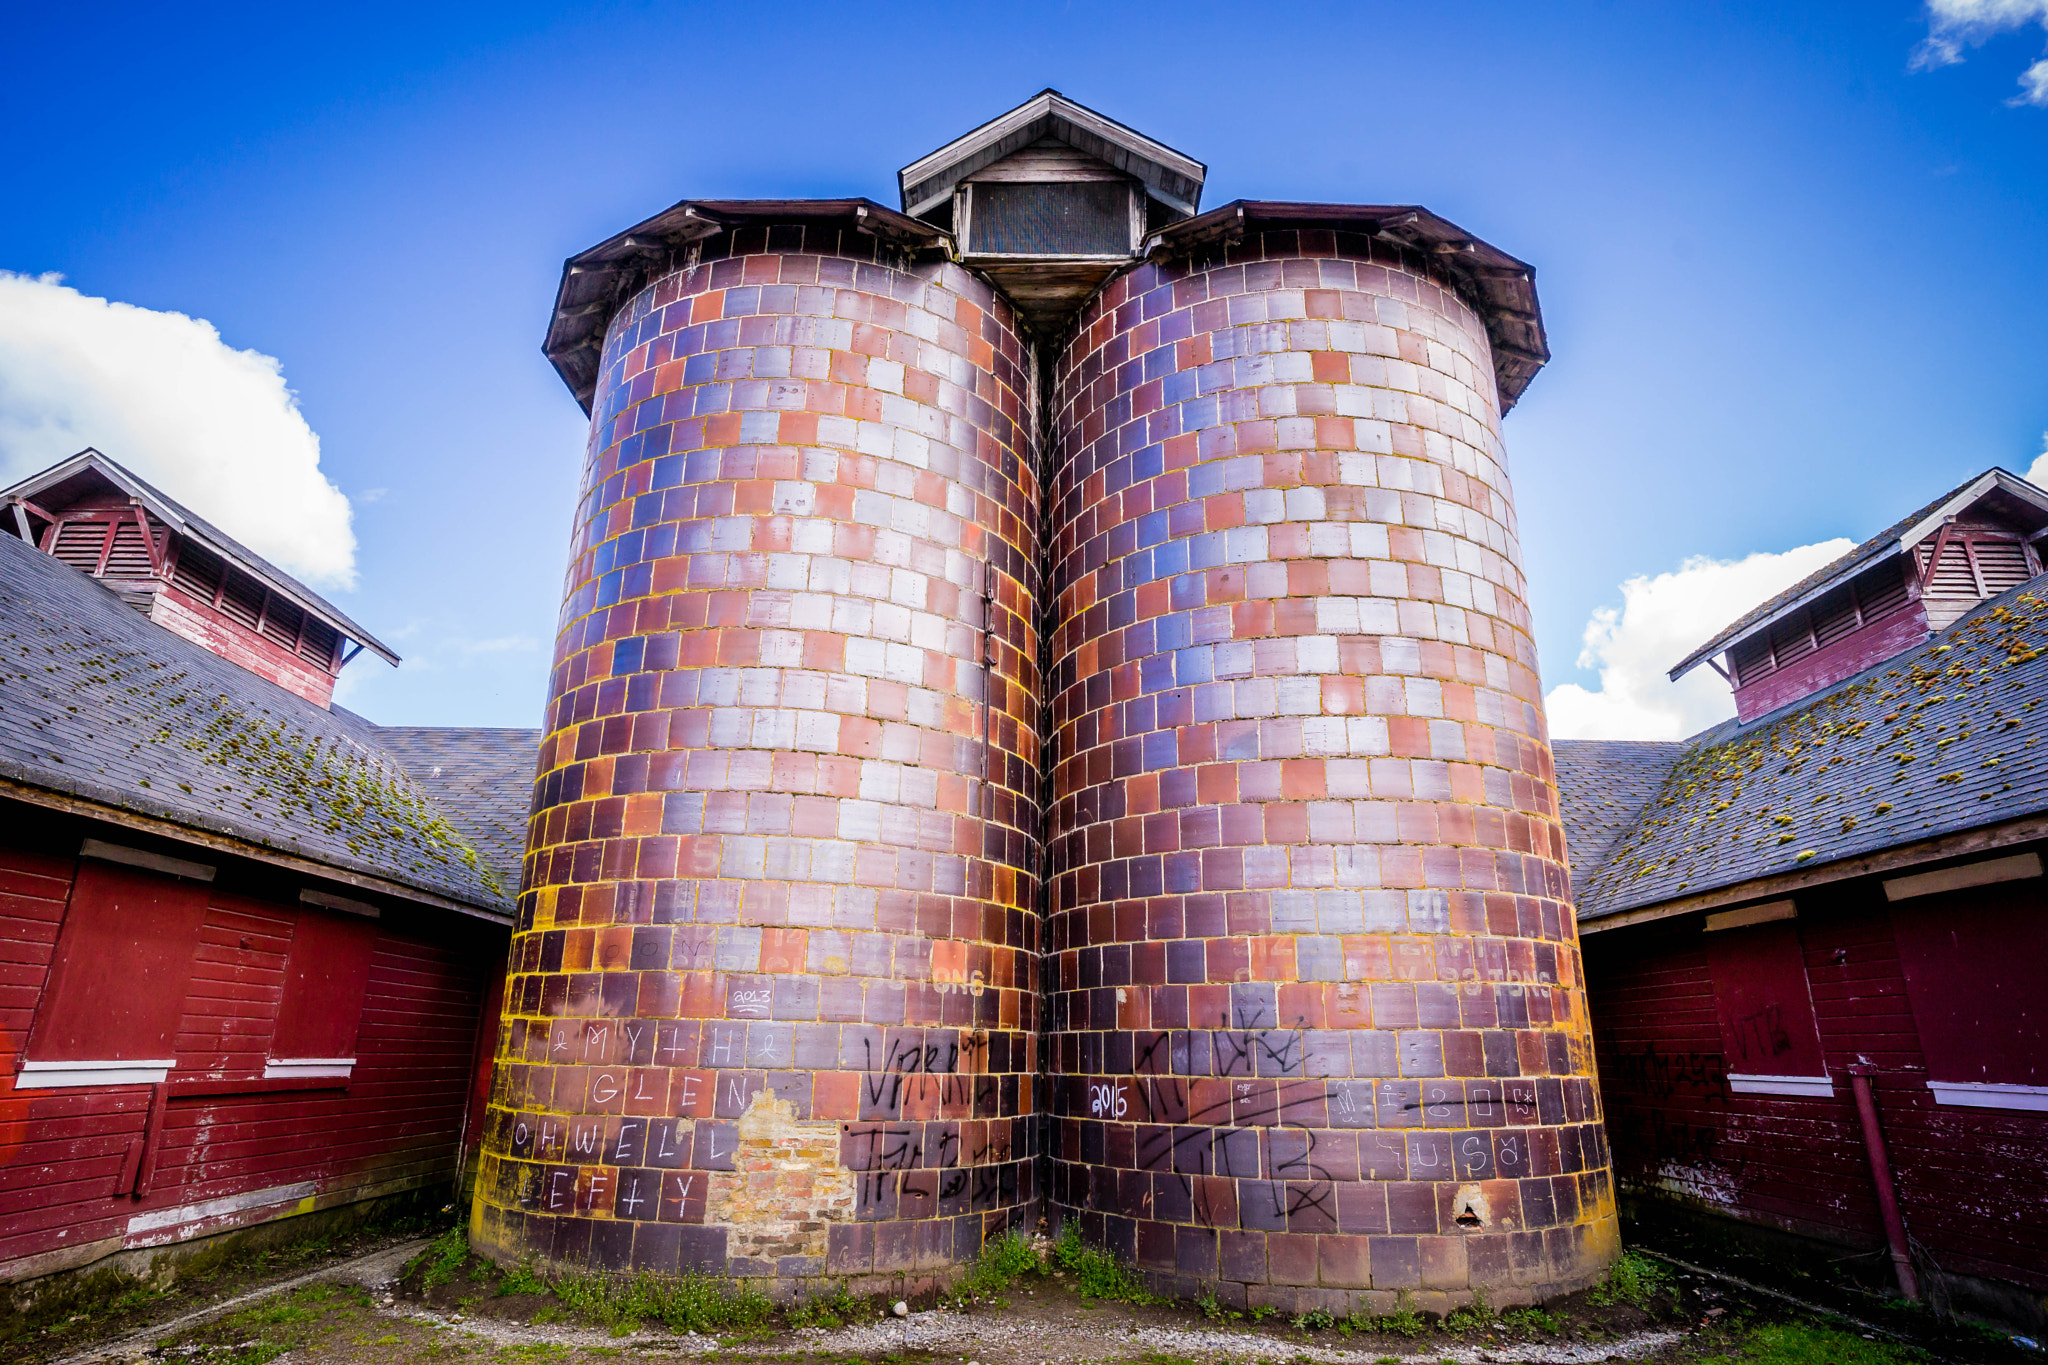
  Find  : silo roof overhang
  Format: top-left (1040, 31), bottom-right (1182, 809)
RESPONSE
top-left (542, 198), bottom-right (945, 413)
top-left (1149, 201), bottom-right (1550, 412)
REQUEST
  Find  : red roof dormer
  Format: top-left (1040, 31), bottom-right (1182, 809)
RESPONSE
top-left (2, 449), bottom-right (398, 708)
top-left (1671, 468), bottom-right (2048, 723)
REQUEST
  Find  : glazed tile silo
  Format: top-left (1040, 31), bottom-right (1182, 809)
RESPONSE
top-left (474, 207), bottom-right (1043, 1292)
top-left (1043, 214), bottom-right (1618, 1312)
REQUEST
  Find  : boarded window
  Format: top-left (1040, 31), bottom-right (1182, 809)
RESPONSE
top-left (1705, 919), bottom-right (1827, 1079)
top-left (271, 909), bottom-right (380, 1061)
top-left (1892, 883), bottom-right (2048, 1086)
top-left (48, 520), bottom-right (113, 574)
top-left (27, 860), bottom-right (209, 1062)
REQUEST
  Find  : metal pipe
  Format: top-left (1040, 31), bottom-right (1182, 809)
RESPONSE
top-left (1845, 1063), bottom-right (1919, 1301)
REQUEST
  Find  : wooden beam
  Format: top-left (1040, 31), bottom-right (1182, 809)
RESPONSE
top-left (1917, 518), bottom-right (1959, 587)
top-left (1578, 811), bottom-right (2048, 934)
top-left (0, 775), bottom-right (511, 923)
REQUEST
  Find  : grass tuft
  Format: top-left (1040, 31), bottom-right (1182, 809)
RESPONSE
top-left (1048, 1222), bottom-right (1156, 1304)
top-left (550, 1268), bottom-right (772, 1335)
top-left (1588, 1250), bottom-right (1672, 1312)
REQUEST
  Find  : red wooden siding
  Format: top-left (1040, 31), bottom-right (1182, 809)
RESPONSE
top-left (0, 818), bottom-right (506, 1279)
top-left (28, 862), bottom-right (210, 1064)
top-left (1587, 876), bottom-right (2048, 1296)
top-left (149, 585), bottom-right (340, 709)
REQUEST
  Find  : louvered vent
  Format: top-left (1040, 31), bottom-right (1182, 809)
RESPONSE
top-left (1809, 585), bottom-right (1861, 649)
top-left (49, 521), bottom-right (111, 573)
top-left (299, 618), bottom-right (340, 668)
top-left (1768, 615), bottom-right (1816, 668)
top-left (171, 542), bottom-right (225, 601)
top-left (259, 596), bottom-right (304, 649)
top-left (1972, 539), bottom-right (2033, 594)
top-left (1856, 561), bottom-right (1910, 619)
top-left (967, 182), bottom-right (1134, 256)
top-left (219, 572), bottom-right (265, 629)
top-left (101, 520), bottom-right (157, 578)
top-left (1918, 540), bottom-right (1978, 598)
top-left (1730, 636), bottom-right (1774, 687)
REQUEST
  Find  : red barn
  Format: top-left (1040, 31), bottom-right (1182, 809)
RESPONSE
top-left (0, 451), bottom-right (535, 1299)
top-left (1556, 467), bottom-right (2048, 1331)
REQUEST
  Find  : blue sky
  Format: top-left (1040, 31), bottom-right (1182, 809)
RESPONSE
top-left (3, 1), bottom-right (2045, 734)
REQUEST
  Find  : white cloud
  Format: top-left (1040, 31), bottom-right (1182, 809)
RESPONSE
top-left (2026, 433), bottom-right (2048, 487)
top-left (1544, 539), bottom-right (1856, 741)
top-left (0, 271), bottom-right (356, 587)
top-left (1913, 0), bottom-right (2048, 105)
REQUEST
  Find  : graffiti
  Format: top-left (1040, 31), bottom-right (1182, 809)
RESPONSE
top-left (1732, 1005), bottom-right (1795, 1066)
top-left (1606, 1042), bottom-right (1728, 1099)
top-left (1089, 1080), bottom-right (1129, 1118)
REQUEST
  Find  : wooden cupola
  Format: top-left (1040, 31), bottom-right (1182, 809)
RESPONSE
top-left (898, 89), bottom-right (1207, 337)
top-left (1672, 468), bottom-right (2048, 723)
top-left (1, 449), bottom-right (398, 709)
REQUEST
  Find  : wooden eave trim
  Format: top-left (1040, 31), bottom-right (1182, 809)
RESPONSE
top-left (899, 93), bottom-right (1205, 217)
top-left (0, 774), bottom-right (513, 925)
top-left (1576, 811), bottom-right (2048, 934)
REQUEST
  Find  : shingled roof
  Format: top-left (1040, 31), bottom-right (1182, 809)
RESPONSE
top-left (0, 530), bottom-right (529, 917)
top-left (360, 725), bottom-right (538, 892)
top-left (1551, 739), bottom-right (1686, 902)
top-left (1567, 576), bottom-right (2048, 921)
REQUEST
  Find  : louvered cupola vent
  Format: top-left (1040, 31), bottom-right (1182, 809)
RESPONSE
top-left (2, 449), bottom-right (399, 709)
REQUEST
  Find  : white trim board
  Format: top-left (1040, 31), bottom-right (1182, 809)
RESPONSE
top-left (1926, 1081), bottom-right (2048, 1111)
top-left (1883, 851), bottom-right (2041, 901)
top-left (79, 838), bottom-right (214, 883)
top-left (264, 1058), bottom-right (355, 1079)
top-left (126, 1181), bottom-right (319, 1236)
top-left (1727, 1073), bottom-right (1836, 1098)
top-left (1704, 899), bottom-right (1796, 931)
top-left (17, 1058), bottom-right (174, 1088)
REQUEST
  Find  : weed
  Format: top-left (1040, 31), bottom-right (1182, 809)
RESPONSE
top-left (1444, 1288), bottom-right (1496, 1333)
top-left (1196, 1289), bottom-right (1238, 1322)
top-left (550, 1269), bottom-right (772, 1335)
top-left (529, 1305), bottom-right (567, 1325)
top-left (1293, 1307), bottom-right (1337, 1332)
top-left (953, 1230), bottom-right (1045, 1304)
top-left (1503, 1305), bottom-right (1562, 1334)
top-left (1048, 1223), bottom-right (1155, 1304)
top-left (1588, 1250), bottom-right (1672, 1312)
top-left (496, 1258), bottom-right (549, 1297)
top-left (373, 1335), bottom-right (402, 1345)
top-left (1371, 1291), bottom-right (1429, 1338)
top-left (1248, 1304), bottom-right (1278, 1322)
top-left (416, 1226), bottom-right (471, 1289)
top-left (789, 1283), bottom-right (869, 1330)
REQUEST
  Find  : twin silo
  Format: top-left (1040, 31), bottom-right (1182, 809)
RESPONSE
top-left (474, 91), bottom-right (1618, 1312)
